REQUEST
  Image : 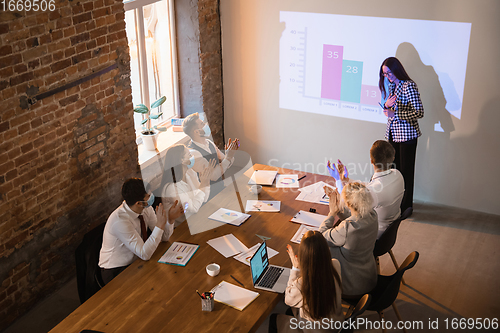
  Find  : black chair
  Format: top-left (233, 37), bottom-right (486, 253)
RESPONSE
top-left (373, 207), bottom-right (412, 284)
top-left (340, 294), bottom-right (371, 333)
top-left (343, 252), bottom-right (419, 333)
top-left (75, 223), bottom-right (106, 304)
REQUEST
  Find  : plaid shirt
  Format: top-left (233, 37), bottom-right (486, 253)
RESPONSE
top-left (385, 80), bottom-right (424, 142)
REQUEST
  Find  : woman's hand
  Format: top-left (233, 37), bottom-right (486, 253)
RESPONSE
top-left (385, 94), bottom-right (397, 108)
top-left (200, 159), bottom-right (217, 187)
top-left (287, 244), bottom-right (299, 268)
top-left (327, 160), bottom-right (340, 181)
top-left (167, 200), bottom-right (184, 223)
top-left (324, 186), bottom-right (340, 217)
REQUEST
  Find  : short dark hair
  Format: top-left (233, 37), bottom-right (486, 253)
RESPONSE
top-left (121, 178), bottom-right (147, 207)
top-left (182, 112), bottom-right (200, 137)
top-left (370, 140), bottom-right (395, 171)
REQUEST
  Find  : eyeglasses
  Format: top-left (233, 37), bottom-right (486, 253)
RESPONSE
top-left (383, 71), bottom-right (392, 77)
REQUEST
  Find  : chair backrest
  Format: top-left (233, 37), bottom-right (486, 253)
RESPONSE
top-left (373, 207), bottom-right (412, 257)
top-left (400, 207), bottom-right (413, 221)
top-left (368, 251), bottom-right (419, 311)
top-left (340, 294), bottom-right (371, 333)
top-left (373, 217), bottom-right (403, 257)
top-left (75, 223), bottom-right (106, 303)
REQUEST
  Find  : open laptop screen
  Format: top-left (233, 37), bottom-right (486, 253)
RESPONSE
top-left (250, 242), bottom-right (269, 285)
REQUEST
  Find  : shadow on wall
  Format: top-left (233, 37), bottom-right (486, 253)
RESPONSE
top-left (395, 42), bottom-right (455, 201)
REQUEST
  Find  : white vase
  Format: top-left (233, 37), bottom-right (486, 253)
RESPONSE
top-left (141, 130), bottom-right (158, 151)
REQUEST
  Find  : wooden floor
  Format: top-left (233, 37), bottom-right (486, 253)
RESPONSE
top-left (3, 201), bottom-right (500, 333)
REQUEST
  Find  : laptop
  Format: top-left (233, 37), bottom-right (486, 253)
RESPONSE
top-left (249, 242), bottom-right (291, 293)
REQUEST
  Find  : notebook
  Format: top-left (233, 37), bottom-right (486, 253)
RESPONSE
top-left (249, 241), bottom-right (290, 293)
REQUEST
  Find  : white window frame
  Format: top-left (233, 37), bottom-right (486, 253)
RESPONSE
top-left (124, 0), bottom-right (180, 135)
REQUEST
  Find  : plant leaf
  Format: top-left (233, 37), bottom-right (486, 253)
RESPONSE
top-left (141, 119), bottom-right (148, 125)
top-left (150, 114), bottom-right (159, 120)
top-left (150, 96), bottom-right (166, 109)
top-left (134, 105), bottom-right (149, 113)
top-left (157, 127), bottom-right (167, 132)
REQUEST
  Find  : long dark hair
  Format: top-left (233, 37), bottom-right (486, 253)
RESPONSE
top-left (159, 144), bottom-right (186, 193)
top-left (378, 57), bottom-right (412, 98)
top-left (299, 231), bottom-right (341, 320)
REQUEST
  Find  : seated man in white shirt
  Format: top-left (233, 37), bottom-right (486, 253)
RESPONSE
top-left (182, 112), bottom-right (240, 200)
top-left (99, 178), bottom-right (183, 284)
top-left (329, 140), bottom-right (404, 238)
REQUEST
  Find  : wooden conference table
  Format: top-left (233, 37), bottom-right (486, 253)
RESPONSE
top-left (51, 164), bottom-right (335, 333)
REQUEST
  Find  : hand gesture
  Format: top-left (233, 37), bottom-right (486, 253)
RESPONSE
top-left (155, 203), bottom-right (168, 230)
top-left (327, 160), bottom-right (340, 181)
top-left (287, 244), bottom-right (299, 268)
top-left (200, 159), bottom-right (217, 187)
top-left (383, 108), bottom-right (395, 118)
top-left (225, 138), bottom-right (240, 159)
top-left (385, 94), bottom-right (397, 108)
top-left (167, 200), bottom-right (183, 223)
top-left (324, 186), bottom-right (340, 217)
top-left (337, 159), bottom-right (349, 182)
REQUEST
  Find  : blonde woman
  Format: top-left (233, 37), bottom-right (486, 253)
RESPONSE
top-left (319, 182), bottom-right (378, 296)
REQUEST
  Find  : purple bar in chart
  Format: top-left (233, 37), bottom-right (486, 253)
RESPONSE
top-left (320, 45), bottom-right (343, 100)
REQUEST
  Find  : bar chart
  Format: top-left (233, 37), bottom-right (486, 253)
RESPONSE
top-left (279, 11), bottom-right (471, 123)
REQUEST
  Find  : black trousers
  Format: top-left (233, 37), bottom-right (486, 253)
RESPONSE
top-left (390, 138), bottom-right (417, 212)
top-left (101, 265), bottom-right (128, 285)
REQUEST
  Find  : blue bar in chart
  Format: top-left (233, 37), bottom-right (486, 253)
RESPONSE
top-left (340, 60), bottom-right (363, 103)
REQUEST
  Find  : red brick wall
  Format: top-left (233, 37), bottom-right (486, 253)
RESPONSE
top-left (0, 0), bottom-right (139, 329)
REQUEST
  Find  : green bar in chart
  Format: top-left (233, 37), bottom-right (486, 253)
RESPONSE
top-left (340, 60), bottom-right (363, 103)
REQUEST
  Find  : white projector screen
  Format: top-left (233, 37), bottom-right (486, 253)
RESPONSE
top-left (279, 12), bottom-right (472, 126)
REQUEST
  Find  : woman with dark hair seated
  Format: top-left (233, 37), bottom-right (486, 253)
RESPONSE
top-left (269, 231), bottom-right (343, 332)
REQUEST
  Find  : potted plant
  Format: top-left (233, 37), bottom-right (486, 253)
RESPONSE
top-left (134, 96), bottom-right (167, 151)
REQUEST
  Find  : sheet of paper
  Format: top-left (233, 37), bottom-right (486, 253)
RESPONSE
top-left (158, 242), bottom-right (199, 266)
top-left (276, 174), bottom-right (299, 188)
top-left (290, 225), bottom-right (320, 244)
top-left (207, 234), bottom-right (249, 258)
top-left (290, 210), bottom-right (327, 228)
top-left (211, 281), bottom-right (259, 311)
top-left (245, 200), bottom-right (281, 212)
top-left (208, 208), bottom-right (251, 226)
top-left (295, 181), bottom-right (335, 205)
top-left (233, 243), bottom-right (279, 266)
top-left (248, 170), bottom-right (278, 185)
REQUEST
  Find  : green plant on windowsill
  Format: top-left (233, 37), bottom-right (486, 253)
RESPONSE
top-left (133, 96), bottom-right (167, 135)
top-left (133, 96), bottom-right (167, 151)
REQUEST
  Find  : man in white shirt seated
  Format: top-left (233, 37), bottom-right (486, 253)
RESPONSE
top-left (99, 178), bottom-right (183, 284)
top-left (182, 112), bottom-right (240, 200)
top-left (329, 140), bottom-right (404, 238)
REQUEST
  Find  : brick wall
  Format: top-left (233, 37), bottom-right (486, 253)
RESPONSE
top-left (0, 0), bottom-right (139, 330)
top-left (198, 0), bottom-right (224, 148)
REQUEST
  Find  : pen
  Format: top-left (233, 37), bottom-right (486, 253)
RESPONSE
top-left (298, 175), bottom-right (306, 181)
top-left (230, 274), bottom-right (245, 287)
top-left (196, 290), bottom-right (204, 299)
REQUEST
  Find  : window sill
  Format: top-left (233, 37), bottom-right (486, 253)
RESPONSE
top-left (137, 127), bottom-right (189, 166)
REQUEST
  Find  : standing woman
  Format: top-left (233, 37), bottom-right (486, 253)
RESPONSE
top-left (379, 57), bottom-right (423, 213)
top-left (269, 231), bottom-right (343, 332)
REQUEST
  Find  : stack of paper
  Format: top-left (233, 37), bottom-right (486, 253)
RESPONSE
top-left (276, 174), bottom-right (299, 188)
top-left (245, 200), bottom-right (281, 212)
top-left (295, 181), bottom-right (335, 205)
top-left (290, 210), bottom-right (327, 228)
top-left (211, 281), bottom-right (259, 311)
top-left (207, 234), bottom-right (249, 258)
top-left (208, 208), bottom-right (251, 226)
top-left (233, 243), bottom-right (279, 266)
top-left (248, 170), bottom-right (278, 185)
top-left (290, 225), bottom-right (320, 244)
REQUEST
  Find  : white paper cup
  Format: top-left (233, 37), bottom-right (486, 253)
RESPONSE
top-left (249, 185), bottom-right (262, 194)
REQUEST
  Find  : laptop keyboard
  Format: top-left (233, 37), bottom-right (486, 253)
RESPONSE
top-left (258, 266), bottom-right (284, 289)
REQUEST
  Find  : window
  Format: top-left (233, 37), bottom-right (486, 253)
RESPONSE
top-left (124, 0), bottom-right (179, 135)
